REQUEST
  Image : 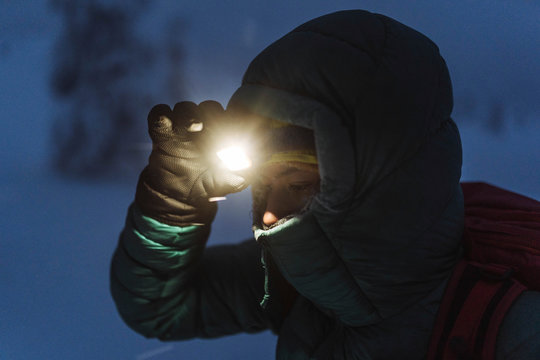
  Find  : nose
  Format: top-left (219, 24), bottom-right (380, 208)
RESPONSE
top-left (262, 210), bottom-right (279, 226)
top-left (262, 187), bottom-right (287, 226)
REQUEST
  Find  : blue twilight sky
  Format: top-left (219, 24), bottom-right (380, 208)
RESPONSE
top-left (1, 1), bottom-right (539, 359)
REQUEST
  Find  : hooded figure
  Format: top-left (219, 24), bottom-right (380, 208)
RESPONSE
top-left (228, 9), bottom-right (464, 356)
top-left (111, 10), bottom-right (465, 359)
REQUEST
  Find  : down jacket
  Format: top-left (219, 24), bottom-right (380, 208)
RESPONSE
top-left (111, 10), bottom-right (465, 359)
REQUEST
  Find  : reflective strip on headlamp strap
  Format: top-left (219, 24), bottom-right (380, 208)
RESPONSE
top-left (263, 152), bottom-right (318, 166)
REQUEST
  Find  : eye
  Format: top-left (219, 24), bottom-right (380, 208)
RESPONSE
top-left (288, 183), bottom-right (312, 193)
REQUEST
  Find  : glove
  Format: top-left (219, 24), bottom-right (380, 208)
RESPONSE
top-left (135, 101), bottom-right (249, 226)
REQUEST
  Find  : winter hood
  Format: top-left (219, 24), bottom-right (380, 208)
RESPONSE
top-left (227, 10), bottom-right (463, 326)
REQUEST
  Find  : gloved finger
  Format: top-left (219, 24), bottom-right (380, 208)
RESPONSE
top-left (172, 101), bottom-right (199, 134)
top-left (199, 101), bottom-right (241, 150)
top-left (147, 104), bottom-right (173, 135)
top-left (198, 100), bottom-right (225, 119)
top-left (207, 170), bottom-right (251, 198)
top-left (199, 100), bottom-right (231, 132)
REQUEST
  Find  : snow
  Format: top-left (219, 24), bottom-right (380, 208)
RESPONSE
top-left (1, 1), bottom-right (538, 359)
top-left (0, 168), bottom-right (273, 359)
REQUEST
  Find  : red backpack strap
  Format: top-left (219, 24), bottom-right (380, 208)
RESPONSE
top-left (461, 182), bottom-right (540, 289)
top-left (427, 260), bottom-right (526, 360)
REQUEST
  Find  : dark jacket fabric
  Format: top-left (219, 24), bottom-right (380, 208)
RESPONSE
top-left (111, 10), bottom-right (466, 359)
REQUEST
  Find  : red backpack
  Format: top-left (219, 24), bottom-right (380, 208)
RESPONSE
top-left (427, 182), bottom-right (540, 360)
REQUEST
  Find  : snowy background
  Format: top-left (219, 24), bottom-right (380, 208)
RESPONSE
top-left (1, 0), bottom-right (539, 359)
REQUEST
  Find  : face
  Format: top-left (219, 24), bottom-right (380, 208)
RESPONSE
top-left (257, 162), bottom-right (320, 227)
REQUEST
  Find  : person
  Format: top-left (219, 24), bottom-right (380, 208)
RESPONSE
top-left (110, 10), bottom-right (539, 359)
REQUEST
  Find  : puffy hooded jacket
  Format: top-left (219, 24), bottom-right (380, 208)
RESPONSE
top-left (111, 10), bottom-right (464, 359)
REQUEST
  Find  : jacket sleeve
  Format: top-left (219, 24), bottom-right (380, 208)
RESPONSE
top-left (110, 204), bottom-right (270, 340)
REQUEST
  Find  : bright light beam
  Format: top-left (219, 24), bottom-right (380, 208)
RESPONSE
top-left (216, 146), bottom-right (252, 171)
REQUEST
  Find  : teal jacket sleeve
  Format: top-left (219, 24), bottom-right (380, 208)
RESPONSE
top-left (110, 204), bottom-right (270, 340)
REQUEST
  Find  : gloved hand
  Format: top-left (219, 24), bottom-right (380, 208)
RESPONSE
top-left (135, 101), bottom-right (249, 226)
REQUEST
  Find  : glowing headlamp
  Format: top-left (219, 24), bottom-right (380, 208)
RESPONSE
top-left (216, 145), bottom-right (252, 171)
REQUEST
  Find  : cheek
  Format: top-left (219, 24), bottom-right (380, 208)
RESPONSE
top-left (288, 191), bottom-right (307, 206)
top-left (294, 191), bottom-right (316, 210)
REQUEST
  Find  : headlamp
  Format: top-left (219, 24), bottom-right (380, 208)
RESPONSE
top-left (216, 145), bottom-right (252, 171)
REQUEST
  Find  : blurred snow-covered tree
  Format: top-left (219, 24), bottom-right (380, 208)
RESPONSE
top-left (49, 0), bottom-right (185, 179)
